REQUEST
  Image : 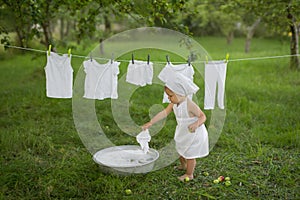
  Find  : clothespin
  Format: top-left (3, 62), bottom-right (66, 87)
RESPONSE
top-left (111, 53), bottom-right (114, 64)
top-left (147, 54), bottom-right (150, 65)
top-left (205, 55), bottom-right (208, 64)
top-left (68, 48), bottom-right (71, 57)
top-left (131, 53), bottom-right (134, 64)
top-left (225, 53), bottom-right (229, 63)
top-left (187, 55), bottom-right (191, 66)
top-left (48, 45), bottom-right (52, 56)
top-left (166, 55), bottom-right (170, 64)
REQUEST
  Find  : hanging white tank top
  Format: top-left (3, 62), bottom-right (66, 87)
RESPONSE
top-left (44, 52), bottom-right (73, 98)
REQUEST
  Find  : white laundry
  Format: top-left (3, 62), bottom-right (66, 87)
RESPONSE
top-left (173, 98), bottom-right (209, 159)
top-left (204, 61), bottom-right (227, 109)
top-left (44, 52), bottom-right (73, 98)
top-left (136, 129), bottom-right (151, 153)
top-left (126, 60), bottom-right (153, 86)
top-left (83, 59), bottom-right (120, 100)
top-left (158, 63), bottom-right (195, 102)
top-left (165, 72), bottom-right (199, 96)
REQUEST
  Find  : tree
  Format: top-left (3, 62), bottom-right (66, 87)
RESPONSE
top-left (1, 0), bottom-right (37, 47)
top-left (286, 2), bottom-right (300, 70)
top-left (176, 0), bottom-right (243, 44)
top-left (112, 0), bottom-right (188, 31)
top-left (261, 0), bottom-right (300, 70)
top-left (235, 0), bottom-right (300, 70)
top-left (1, 0), bottom-right (189, 49)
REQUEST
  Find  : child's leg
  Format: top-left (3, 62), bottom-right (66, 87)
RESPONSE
top-left (185, 159), bottom-right (196, 177)
top-left (179, 156), bottom-right (187, 169)
top-left (175, 156), bottom-right (186, 170)
top-left (178, 158), bottom-right (196, 181)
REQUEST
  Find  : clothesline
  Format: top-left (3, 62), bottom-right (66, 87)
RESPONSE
top-left (1, 44), bottom-right (299, 64)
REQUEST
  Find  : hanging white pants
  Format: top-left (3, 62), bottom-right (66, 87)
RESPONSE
top-left (204, 61), bottom-right (227, 110)
top-left (126, 60), bottom-right (153, 86)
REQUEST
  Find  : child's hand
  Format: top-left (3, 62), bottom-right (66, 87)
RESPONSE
top-left (188, 122), bottom-right (198, 133)
top-left (142, 122), bottom-right (152, 130)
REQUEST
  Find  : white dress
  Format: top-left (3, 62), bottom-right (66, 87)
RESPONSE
top-left (173, 98), bottom-right (209, 159)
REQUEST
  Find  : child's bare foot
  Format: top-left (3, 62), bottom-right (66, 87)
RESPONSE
top-left (174, 165), bottom-right (186, 170)
top-left (178, 174), bottom-right (193, 182)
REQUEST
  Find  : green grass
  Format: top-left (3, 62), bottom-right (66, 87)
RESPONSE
top-left (0, 36), bottom-right (299, 199)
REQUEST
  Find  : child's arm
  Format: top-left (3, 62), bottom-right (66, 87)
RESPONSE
top-left (187, 99), bottom-right (206, 132)
top-left (142, 103), bottom-right (174, 130)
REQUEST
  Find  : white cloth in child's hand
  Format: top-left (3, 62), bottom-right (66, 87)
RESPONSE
top-left (136, 129), bottom-right (151, 153)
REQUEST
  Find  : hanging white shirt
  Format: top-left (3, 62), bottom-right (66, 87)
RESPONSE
top-left (158, 62), bottom-right (195, 102)
top-left (83, 59), bottom-right (120, 100)
top-left (204, 60), bottom-right (227, 109)
top-left (126, 60), bottom-right (153, 86)
top-left (44, 52), bottom-right (73, 98)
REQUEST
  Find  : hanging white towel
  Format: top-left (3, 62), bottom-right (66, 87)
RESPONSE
top-left (204, 61), bottom-right (227, 109)
top-left (44, 52), bottom-right (73, 98)
top-left (126, 60), bottom-right (153, 86)
top-left (83, 59), bottom-right (120, 100)
top-left (136, 129), bottom-right (151, 153)
top-left (164, 72), bottom-right (199, 96)
top-left (158, 62), bottom-right (195, 101)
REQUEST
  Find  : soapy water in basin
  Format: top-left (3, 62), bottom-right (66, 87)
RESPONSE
top-left (93, 145), bottom-right (159, 168)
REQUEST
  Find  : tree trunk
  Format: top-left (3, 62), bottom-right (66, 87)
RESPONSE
top-left (42, 23), bottom-right (50, 46)
top-left (41, 22), bottom-right (55, 51)
top-left (245, 18), bottom-right (261, 53)
top-left (65, 20), bottom-right (71, 38)
top-left (60, 18), bottom-right (65, 40)
top-left (15, 28), bottom-right (25, 48)
top-left (40, 1), bottom-right (55, 51)
top-left (287, 6), bottom-right (300, 70)
top-left (289, 23), bottom-right (300, 70)
top-left (226, 31), bottom-right (234, 45)
top-left (104, 14), bottom-right (111, 32)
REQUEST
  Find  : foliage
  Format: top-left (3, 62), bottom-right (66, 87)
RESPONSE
top-left (0, 0), bottom-right (38, 47)
top-left (1, 1), bottom-right (299, 43)
top-left (179, 0), bottom-right (242, 39)
top-left (1, 0), bottom-right (299, 68)
top-left (0, 37), bottom-right (299, 199)
top-left (0, 0), bottom-right (189, 48)
top-left (227, 0), bottom-right (300, 35)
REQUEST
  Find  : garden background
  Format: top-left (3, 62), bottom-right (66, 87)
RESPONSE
top-left (1, 1), bottom-right (299, 199)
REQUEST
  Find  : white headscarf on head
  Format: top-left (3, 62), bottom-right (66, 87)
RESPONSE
top-left (164, 72), bottom-right (199, 96)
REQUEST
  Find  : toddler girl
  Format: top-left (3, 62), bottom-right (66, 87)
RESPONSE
top-left (142, 73), bottom-right (209, 181)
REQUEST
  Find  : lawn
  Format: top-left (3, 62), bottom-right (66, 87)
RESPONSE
top-left (0, 36), bottom-right (299, 199)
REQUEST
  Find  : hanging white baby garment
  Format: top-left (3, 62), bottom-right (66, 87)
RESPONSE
top-left (44, 52), bottom-right (73, 98)
top-left (83, 59), bottom-right (120, 100)
top-left (204, 61), bottom-right (227, 109)
top-left (126, 60), bottom-right (153, 86)
top-left (173, 98), bottom-right (209, 159)
top-left (158, 63), bottom-right (195, 102)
